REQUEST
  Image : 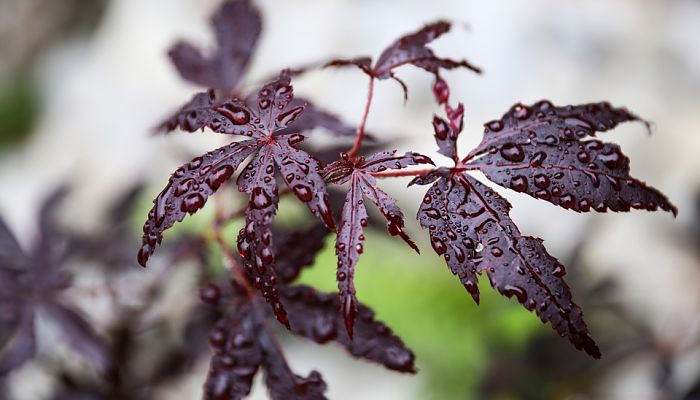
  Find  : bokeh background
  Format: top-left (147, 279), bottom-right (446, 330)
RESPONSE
top-left (1, 0), bottom-right (699, 399)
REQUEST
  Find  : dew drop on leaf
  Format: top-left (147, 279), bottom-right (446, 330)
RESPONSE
top-left (181, 193), bottom-right (204, 213)
top-left (500, 143), bottom-right (525, 162)
top-left (510, 176), bottom-right (528, 192)
top-left (292, 184), bottom-right (313, 202)
top-left (251, 187), bottom-right (272, 209)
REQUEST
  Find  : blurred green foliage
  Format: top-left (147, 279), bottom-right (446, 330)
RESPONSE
top-left (0, 73), bottom-right (40, 149)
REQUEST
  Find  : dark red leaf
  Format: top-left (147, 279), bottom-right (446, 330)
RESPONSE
top-left (469, 139), bottom-right (676, 214)
top-left (138, 141), bottom-right (257, 267)
top-left (468, 100), bottom-right (647, 159)
top-left (42, 303), bottom-right (110, 372)
top-left (273, 223), bottom-right (330, 284)
top-left (282, 285), bottom-right (416, 373)
top-left (431, 101), bottom-right (464, 162)
top-left (324, 151), bottom-right (432, 335)
top-left (258, 328), bottom-right (328, 400)
top-left (204, 304), bottom-right (262, 400)
top-left (158, 91), bottom-right (258, 135)
top-left (325, 22), bottom-right (479, 100)
top-left (144, 72), bottom-right (336, 328)
top-left (272, 136), bottom-right (335, 230)
top-left (168, 0), bottom-right (262, 93)
top-left (372, 21), bottom-right (481, 79)
top-left (465, 101), bottom-right (676, 215)
top-left (415, 172), bottom-right (601, 358)
top-left (236, 147), bottom-right (288, 326)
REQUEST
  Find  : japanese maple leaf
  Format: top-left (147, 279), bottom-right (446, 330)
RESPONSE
top-left (165, 0), bottom-right (358, 140)
top-left (0, 187), bottom-right (108, 375)
top-left (139, 70), bottom-right (335, 326)
top-left (323, 150), bottom-right (434, 335)
top-left (201, 223), bottom-right (415, 400)
top-left (411, 99), bottom-right (676, 358)
top-left (326, 20), bottom-right (481, 98)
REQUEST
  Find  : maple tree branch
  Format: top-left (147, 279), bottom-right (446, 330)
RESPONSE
top-left (348, 76), bottom-right (375, 159)
top-left (370, 168), bottom-right (436, 178)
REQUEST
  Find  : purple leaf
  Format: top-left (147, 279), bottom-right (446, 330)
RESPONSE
top-left (138, 141), bottom-right (257, 266)
top-left (469, 138), bottom-right (677, 214)
top-left (282, 285), bottom-right (416, 373)
top-left (42, 303), bottom-right (110, 372)
top-left (158, 91), bottom-right (258, 135)
top-left (466, 101), bottom-right (676, 215)
top-left (469, 100), bottom-right (647, 158)
top-left (415, 172), bottom-right (601, 358)
top-left (324, 151), bottom-right (432, 335)
top-left (325, 22), bottom-right (480, 99)
top-left (204, 304), bottom-right (262, 400)
top-left (169, 0), bottom-right (262, 93)
top-left (274, 223), bottom-right (330, 284)
top-left (258, 328), bottom-right (328, 400)
top-left (372, 21), bottom-right (481, 79)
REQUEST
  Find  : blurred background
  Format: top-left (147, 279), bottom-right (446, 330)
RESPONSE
top-left (0, 0), bottom-right (699, 399)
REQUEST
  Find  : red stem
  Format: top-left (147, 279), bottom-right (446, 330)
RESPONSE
top-left (348, 76), bottom-right (375, 159)
top-left (370, 168), bottom-right (436, 178)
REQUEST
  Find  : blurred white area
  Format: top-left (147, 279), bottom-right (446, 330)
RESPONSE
top-left (0, 0), bottom-right (699, 399)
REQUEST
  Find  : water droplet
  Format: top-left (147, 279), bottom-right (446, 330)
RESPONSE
top-left (503, 285), bottom-right (527, 302)
top-left (431, 237), bottom-right (447, 255)
top-left (529, 151), bottom-right (547, 167)
top-left (598, 148), bottom-right (626, 169)
top-left (360, 218), bottom-right (368, 227)
top-left (559, 193), bottom-right (576, 209)
top-left (261, 247), bottom-right (274, 264)
top-left (433, 117), bottom-right (449, 140)
top-left (500, 143), bottom-right (525, 162)
top-left (553, 264), bottom-right (566, 277)
top-left (259, 99), bottom-right (270, 109)
top-left (355, 244), bottom-right (364, 254)
top-left (534, 174), bottom-right (550, 189)
top-left (423, 208), bottom-right (441, 219)
top-left (490, 247), bottom-right (503, 257)
top-left (578, 199), bottom-right (591, 211)
top-left (189, 157), bottom-right (203, 169)
top-left (289, 134), bottom-right (304, 145)
top-left (207, 165), bottom-right (234, 190)
top-left (175, 178), bottom-right (195, 196)
top-left (513, 104), bottom-right (531, 120)
top-left (217, 104), bottom-right (251, 125)
top-left (564, 117), bottom-right (592, 131)
top-left (585, 140), bottom-right (604, 151)
top-left (251, 187), bottom-right (272, 209)
top-left (544, 135), bottom-right (558, 145)
top-left (181, 193), bottom-right (204, 213)
top-left (576, 151), bottom-right (591, 163)
top-left (535, 190), bottom-right (551, 200)
top-left (423, 194), bottom-right (432, 204)
top-left (455, 247), bottom-right (465, 262)
top-left (486, 120), bottom-right (504, 132)
top-left (510, 175), bottom-right (528, 192)
top-left (293, 184), bottom-right (312, 202)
